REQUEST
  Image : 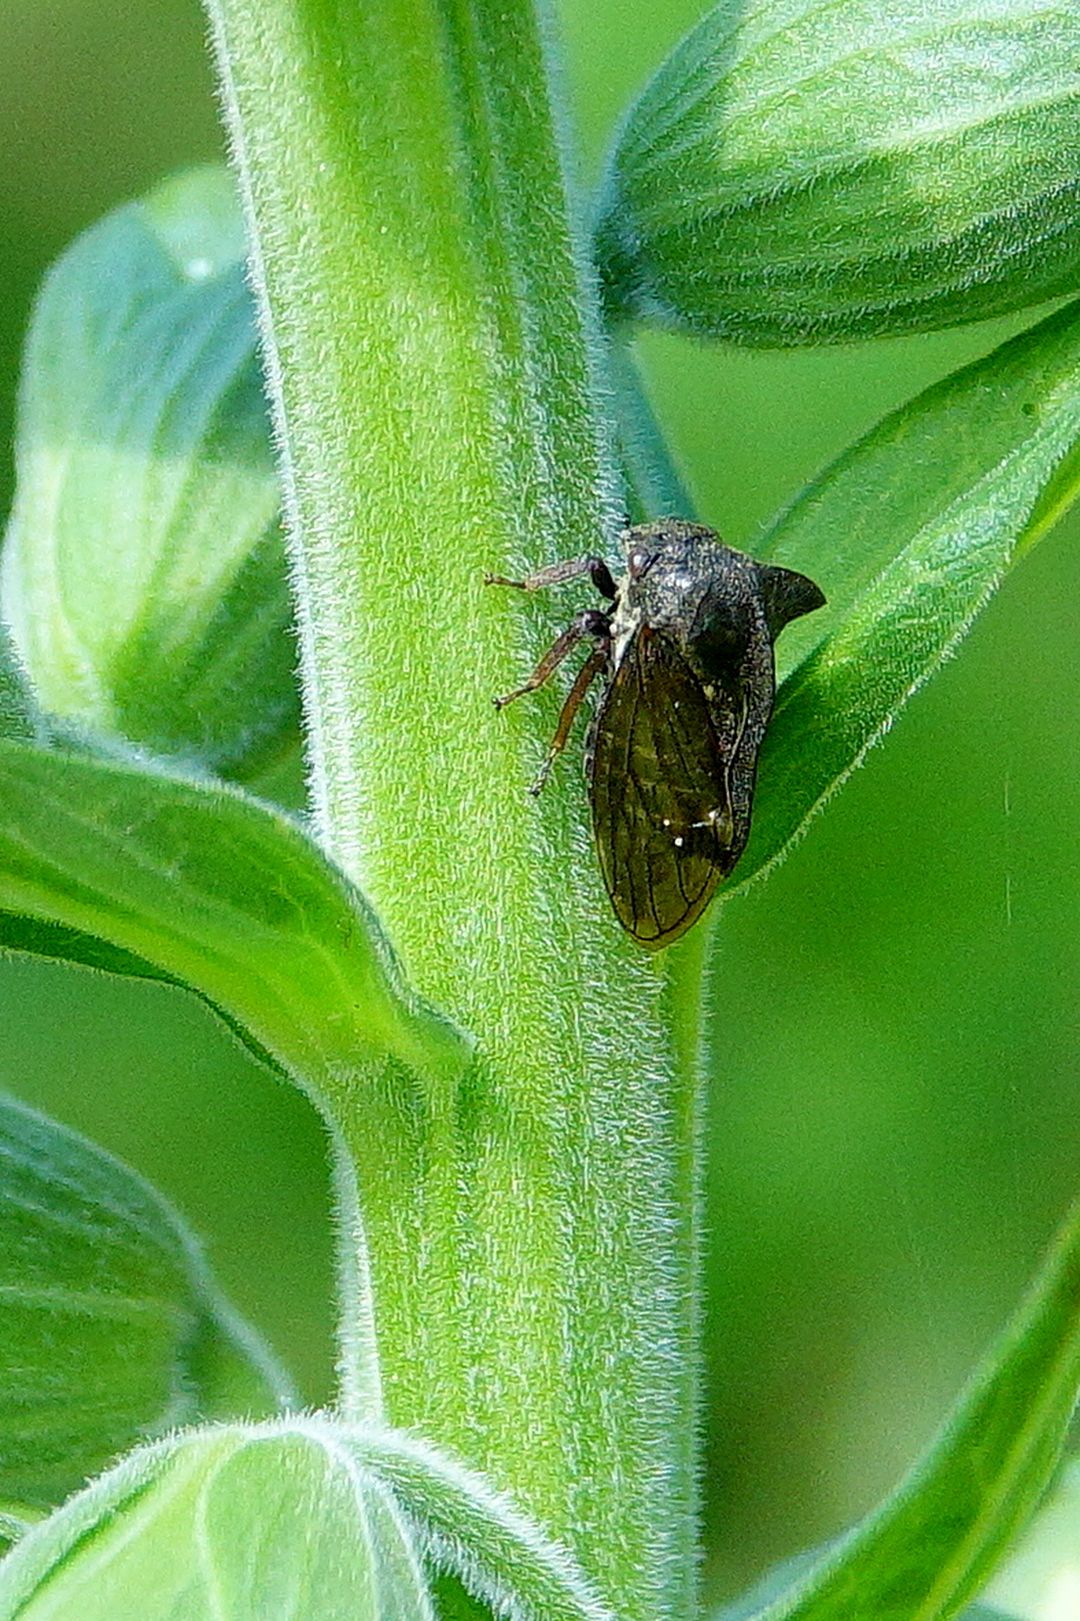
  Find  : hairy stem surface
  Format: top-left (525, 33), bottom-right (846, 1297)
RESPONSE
top-left (206, 1), bottom-right (705, 1612)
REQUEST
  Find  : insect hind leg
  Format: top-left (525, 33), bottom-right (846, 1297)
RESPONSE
top-left (493, 609), bottom-right (610, 710)
top-left (530, 644), bottom-right (610, 796)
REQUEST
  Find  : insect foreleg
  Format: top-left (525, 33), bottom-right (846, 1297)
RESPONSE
top-left (493, 609), bottom-right (610, 710)
top-left (484, 555), bottom-right (617, 600)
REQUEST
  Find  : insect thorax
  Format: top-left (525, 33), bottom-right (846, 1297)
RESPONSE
top-left (615, 522), bottom-right (766, 670)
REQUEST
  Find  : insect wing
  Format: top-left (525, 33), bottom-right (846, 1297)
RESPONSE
top-left (590, 628), bottom-right (732, 947)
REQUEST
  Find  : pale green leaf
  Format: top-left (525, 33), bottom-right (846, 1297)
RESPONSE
top-left (0, 738), bottom-right (471, 1093)
top-left (0, 1093), bottom-right (292, 1513)
top-left (0, 166), bottom-right (298, 779)
top-left (981, 1458), bottom-right (1080, 1619)
top-left (726, 1202), bottom-right (1080, 1621)
top-left (597, 0), bottom-right (1080, 345)
top-left (0, 1423), bottom-right (433, 1621)
top-left (0, 1417), bottom-right (612, 1621)
top-left (729, 296), bottom-right (1080, 894)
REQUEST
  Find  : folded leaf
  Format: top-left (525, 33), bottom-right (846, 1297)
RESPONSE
top-left (0, 1093), bottom-right (291, 1513)
top-left (0, 913), bottom-right (175, 992)
top-left (724, 1201), bottom-right (1080, 1621)
top-left (0, 1417), bottom-right (612, 1621)
top-left (596, 0), bottom-right (1080, 345)
top-left (0, 738), bottom-right (471, 1094)
top-left (0, 1424), bottom-right (434, 1620)
top-left (729, 296), bottom-right (1080, 894)
top-left (0, 166), bottom-right (298, 778)
top-left (349, 1424), bottom-right (615, 1621)
top-left (714, 1548), bottom-right (1011, 1620)
top-left (982, 1458), bottom-right (1080, 1619)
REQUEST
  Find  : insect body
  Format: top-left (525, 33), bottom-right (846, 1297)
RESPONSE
top-left (487, 520), bottom-right (824, 948)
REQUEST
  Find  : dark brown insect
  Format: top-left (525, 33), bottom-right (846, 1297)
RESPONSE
top-left (487, 520), bottom-right (824, 948)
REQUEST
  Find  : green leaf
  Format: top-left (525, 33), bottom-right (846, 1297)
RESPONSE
top-left (596, 0), bottom-right (1080, 345)
top-left (0, 1505), bottom-right (43, 1552)
top-left (0, 913), bottom-right (176, 994)
top-left (729, 296), bottom-right (1080, 895)
top-left (0, 737), bottom-right (471, 1094)
top-left (0, 166), bottom-right (298, 779)
top-left (348, 1424), bottom-right (615, 1621)
top-left (724, 1201), bottom-right (1080, 1621)
top-left (714, 1552), bottom-right (823, 1620)
top-left (0, 621), bottom-right (39, 745)
top-left (0, 1093), bottom-right (292, 1513)
top-left (0, 1418), bottom-right (614, 1621)
top-left (714, 1550), bottom-right (1011, 1620)
top-left (0, 1423), bottom-right (434, 1620)
top-left (981, 1457), bottom-right (1080, 1619)
top-left (0, 732), bottom-right (470, 1428)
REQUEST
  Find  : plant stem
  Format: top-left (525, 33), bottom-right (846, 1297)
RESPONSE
top-left (606, 335), bottom-right (696, 523)
top-left (206, 0), bottom-right (705, 1613)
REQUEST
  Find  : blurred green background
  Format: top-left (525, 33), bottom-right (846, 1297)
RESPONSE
top-left (2, 0), bottom-right (1078, 1605)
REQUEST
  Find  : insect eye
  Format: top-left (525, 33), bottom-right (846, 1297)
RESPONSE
top-left (628, 547), bottom-right (654, 580)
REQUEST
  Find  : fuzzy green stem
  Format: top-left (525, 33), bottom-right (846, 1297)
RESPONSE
top-left (205, 1), bottom-right (704, 1613)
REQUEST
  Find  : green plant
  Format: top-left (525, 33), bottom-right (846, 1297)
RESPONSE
top-left (0, 0), bottom-right (1079, 1616)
